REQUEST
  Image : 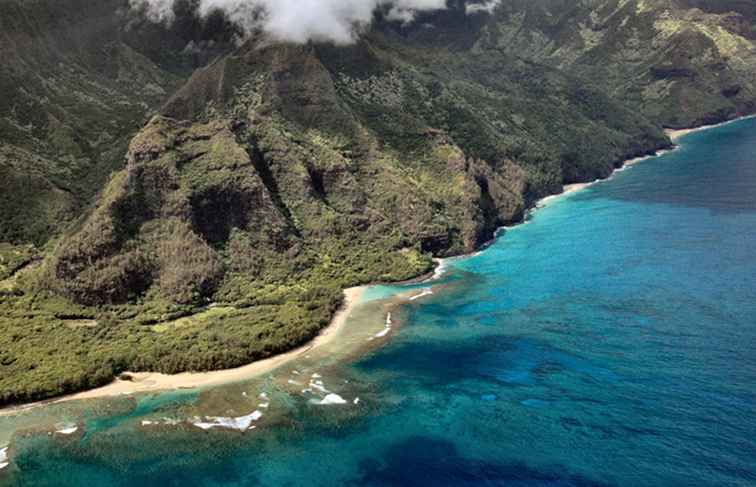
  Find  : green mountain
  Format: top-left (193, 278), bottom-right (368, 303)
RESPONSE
top-left (1, 0), bottom-right (755, 405)
top-left (480, 0), bottom-right (756, 127)
top-left (0, 0), bottom-right (236, 245)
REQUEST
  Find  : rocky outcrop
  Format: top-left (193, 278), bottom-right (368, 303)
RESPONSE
top-left (49, 116), bottom-right (290, 305)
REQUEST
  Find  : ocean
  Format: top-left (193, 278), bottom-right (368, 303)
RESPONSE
top-left (1, 117), bottom-right (756, 486)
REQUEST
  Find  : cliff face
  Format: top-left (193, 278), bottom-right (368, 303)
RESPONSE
top-left (475, 0), bottom-right (756, 127)
top-left (1, 0), bottom-right (755, 405)
top-left (0, 0), bottom-right (236, 245)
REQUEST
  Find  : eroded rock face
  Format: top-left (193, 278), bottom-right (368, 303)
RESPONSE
top-left (0, 0), bottom-right (246, 247)
top-left (50, 117), bottom-right (288, 305)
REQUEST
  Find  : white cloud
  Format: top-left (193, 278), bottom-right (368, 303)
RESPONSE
top-left (465, 0), bottom-right (500, 15)
top-left (385, 6), bottom-right (417, 25)
top-left (131, 0), bottom-right (175, 22)
top-left (131, 0), bottom-right (449, 44)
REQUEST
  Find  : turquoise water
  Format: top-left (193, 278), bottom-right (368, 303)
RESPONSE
top-left (3, 118), bottom-right (756, 485)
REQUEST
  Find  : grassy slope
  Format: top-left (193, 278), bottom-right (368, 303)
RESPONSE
top-left (1, 0), bottom-right (754, 405)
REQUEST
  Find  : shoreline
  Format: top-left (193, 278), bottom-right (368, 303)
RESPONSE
top-left (518, 147), bottom-right (670, 212)
top-left (3, 114), bottom-right (752, 417)
top-left (0, 287), bottom-right (367, 417)
top-left (535, 114), bottom-right (754, 210)
top-left (665, 114), bottom-right (756, 142)
top-left (440, 114), bottom-right (756, 267)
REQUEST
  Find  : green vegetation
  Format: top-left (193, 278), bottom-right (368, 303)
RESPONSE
top-left (0, 244), bottom-right (37, 282)
top-left (1, 0), bottom-right (756, 406)
top-left (480, 0), bottom-right (756, 128)
top-left (0, 0), bottom-right (237, 246)
top-left (0, 237), bottom-right (431, 405)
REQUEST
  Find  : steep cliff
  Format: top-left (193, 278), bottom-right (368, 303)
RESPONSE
top-left (0, 0), bottom-right (237, 245)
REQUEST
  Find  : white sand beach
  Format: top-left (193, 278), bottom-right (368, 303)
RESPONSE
top-left (0, 286), bottom-right (366, 416)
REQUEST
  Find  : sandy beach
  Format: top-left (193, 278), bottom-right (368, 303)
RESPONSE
top-left (0, 286), bottom-right (366, 416)
top-left (666, 127), bottom-right (699, 142)
top-left (665, 115), bottom-right (756, 142)
top-left (537, 145), bottom-right (672, 209)
top-left (666, 125), bottom-right (719, 142)
top-left (537, 154), bottom-right (652, 208)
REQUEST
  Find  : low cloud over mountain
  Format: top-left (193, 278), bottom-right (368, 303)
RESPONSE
top-left (130, 0), bottom-right (456, 44)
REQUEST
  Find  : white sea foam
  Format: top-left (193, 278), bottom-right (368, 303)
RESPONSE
top-left (369, 313), bottom-right (393, 339)
top-left (56, 425), bottom-right (78, 435)
top-left (536, 194), bottom-right (558, 207)
top-left (309, 380), bottom-right (329, 393)
top-left (0, 447), bottom-right (8, 470)
top-left (258, 402), bottom-right (269, 409)
top-left (141, 417), bottom-right (180, 427)
top-left (303, 377), bottom-right (354, 406)
top-left (353, 397), bottom-right (360, 405)
top-left (374, 327), bottom-right (391, 338)
top-left (259, 392), bottom-right (268, 399)
top-left (409, 288), bottom-right (433, 301)
top-left (287, 379), bottom-right (302, 385)
top-left (311, 393), bottom-right (348, 405)
top-left (424, 258), bottom-right (448, 282)
top-left (191, 411), bottom-right (263, 431)
top-left (292, 370), bottom-right (300, 375)
top-left (311, 373), bottom-right (322, 378)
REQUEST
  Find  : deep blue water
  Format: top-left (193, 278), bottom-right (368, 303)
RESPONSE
top-left (3, 118), bottom-right (756, 486)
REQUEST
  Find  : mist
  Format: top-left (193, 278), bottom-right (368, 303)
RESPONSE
top-left (129, 0), bottom-right (462, 44)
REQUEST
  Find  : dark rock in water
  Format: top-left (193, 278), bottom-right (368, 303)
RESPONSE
top-left (356, 435), bottom-right (614, 486)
